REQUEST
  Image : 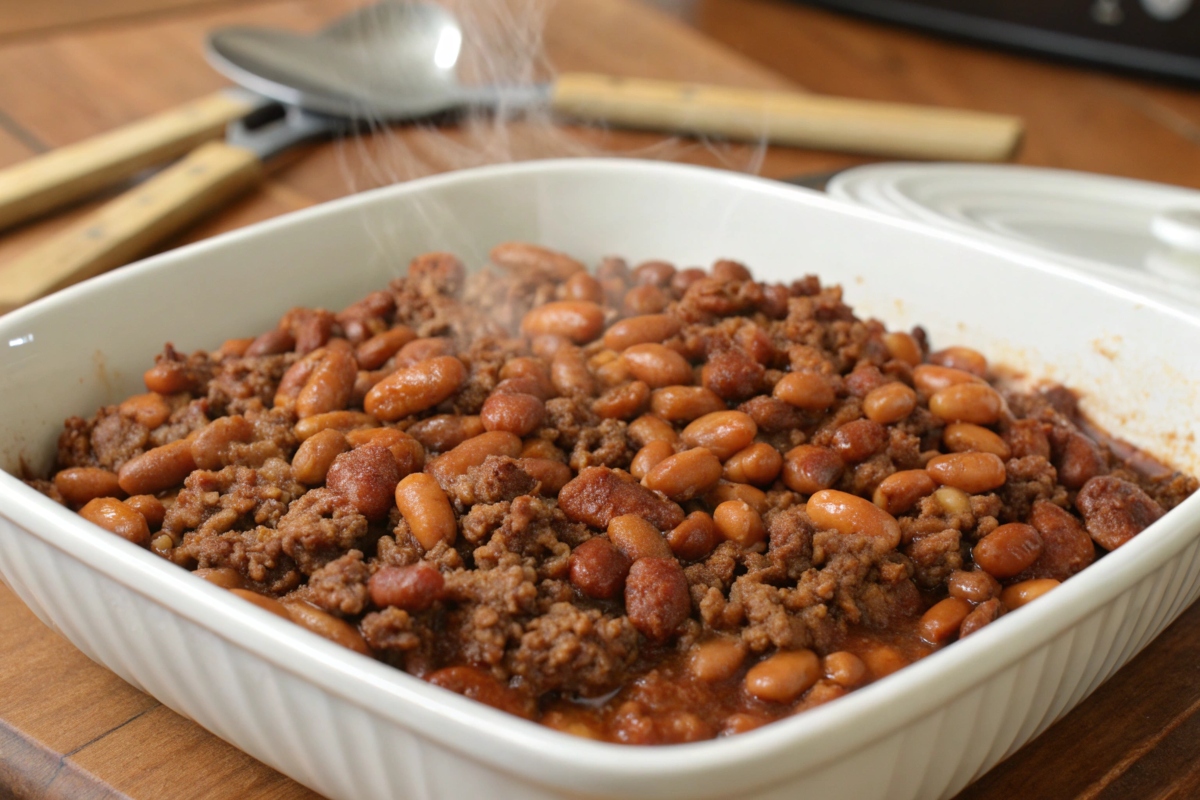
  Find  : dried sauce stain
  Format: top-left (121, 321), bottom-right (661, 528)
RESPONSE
top-left (30, 244), bottom-right (1198, 745)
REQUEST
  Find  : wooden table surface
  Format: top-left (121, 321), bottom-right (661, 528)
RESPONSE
top-left (1, 1), bottom-right (1200, 798)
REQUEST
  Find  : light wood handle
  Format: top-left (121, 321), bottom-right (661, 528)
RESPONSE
top-left (0, 141), bottom-right (263, 315)
top-left (0, 90), bottom-right (259, 232)
top-left (551, 73), bottom-right (1023, 162)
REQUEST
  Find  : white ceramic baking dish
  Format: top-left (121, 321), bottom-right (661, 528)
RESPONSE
top-left (2, 159), bottom-right (1199, 800)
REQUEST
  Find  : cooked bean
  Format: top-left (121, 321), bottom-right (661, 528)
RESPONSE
top-left (190, 415), bottom-right (254, 470)
top-left (293, 410), bottom-right (377, 441)
top-left (603, 314), bottom-right (682, 351)
top-left (705, 481), bottom-right (769, 515)
top-left (974, 523), bottom-right (1043, 578)
top-left (926, 452), bottom-right (1007, 494)
top-left (934, 486), bottom-right (972, 515)
top-left (481, 392), bottom-right (545, 436)
top-left (516, 457), bottom-right (573, 494)
top-left (426, 431), bottom-right (523, 489)
top-left (650, 386), bottom-right (725, 422)
top-left (701, 347), bottom-right (764, 402)
top-left (806, 489), bottom-right (901, 550)
top-left (231, 589), bottom-right (292, 620)
top-left (292, 428), bottom-right (351, 485)
top-left (490, 241), bottom-right (584, 280)
top-left (344, 428), bottom-right (424, 476)
top-left (364, 356), bottom-right (466, 422)
top-left (521, 301), bottom-right (606, 344)
top-left (427, 665), bottom-right (531, 718)
top-left (1057, 431), bottom-right (1107, 491)
top-left (913, 364), bottom-right (985, 395)
top-left (680, 411), bottom-right (757, 461)
top-left (55, 467), bottom-right (123, 506)
top-left (622, 285), bottom-right (669, 315)
top-left (943, 422), bottom-right (1011, 459)
top-left (773, 372), bottom-right (836, 411)
top-left (245, 327), bottom-right (294, 357)
top-left (355, 326), bottom-right (416, 370)
top-left (520, 439), bottom-right (563, 461)
top-left (822, 651), bottom-right (867, 688)
top-left (558, 466), bottom-right (685, 531)
top-left (195, 567), bottom-right (243, 589)
top-left (625, 557), bottom-right (691, 641)
top-left (622, 344), bottom-right (693, 389)
top-left (563, 271), bottom-right (605, 304)
top-left (369, 563), bottom-right (445, 610)
top-left (782, 445), bottom-right (844, 495)
top-left (1001, 578), bottom-right (1060, 609)
top-left (124, 495), bottom-right (165, 529)
top-left (930, 346), bottom-right (987, 377)
top-left (142, 360), bottom-right (192, 395)
top-left (117, 439), bottom-right (195, 496)
top-left (283, 600), bottom-right (372, 656)
top-left (862, 383), bottom-right (917, 424)
top-left (929, 383), bottom-right (1002, 425)
top-left (844, 366), bottom-right (887, 398)
top-left (627, 414), bottom-right (679, 446)
top-left (722, 443), bottom-right (782, 486)
top-left (395, 473), bottom-right (457, 550)
top-left (593, 380), bottom-right (650, 420)
top-left (407, 414), bottom-right (484, 453)
top-left (688, 638), bottom-right (746, 683)
top-left (643, 448), bottom-right (723, 501)
top-left (947, 569), bottom-right (1001, 603)
top-left (831, 419), bottom-right (887, 463)
top-left (744, 649), bottom-right (820, 703)
top-left (632, 260), bottom-right (676, 286)
top-left (671, 267), bottom-right (707, 295)
top-left (79, 497), bottom-right (150, 545)
top-left (551, 345), bottom-right (596, 397)
top-left (883, 331), bottom-right (922, 366)
top-left (608, 514), bottom-right (674, 561)
top-left (569, 537), bottom-right (632, 599)
top-left (1020, 500), bottom-right (1095, 581)
top-left (393, 337), bottom-right (455, 368)
top-left (959, 597), bottom-right (1003, 638)
top-left (918, 597), bottom-right (973, 644)
top-left (498, 358), bottom-right (555, 399)
top-left (712, 500), bottom-right (766, 547)
top-left (630, 440), bottom-right (676, 480)
top-left (1004, 418), bottom-right (1052, 460)
top-left (326, 445), bottom-right (402, 520)
top-left (859, 644), bottom-right (908, 679)
top-left (666, 511), bottom-right (721, 561)
top-left (872, 469), bottom-right (936, 516)
top-left (118, 393), bottom-right (171, 429)
top-left (1076, 475), bottom-right (1164, 550)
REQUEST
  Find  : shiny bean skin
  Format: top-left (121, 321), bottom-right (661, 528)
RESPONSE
top-left (245, 327), bottom-right (294, 357)
top-left (520, 301), bottom-right (606, 344)
top-left (688, 638), bottom-right (747, 683)
top-left (603, 314), bottom-right (682, 351)
top-left (369, 563), bottom-right (445, 611)
top-left (930, 346), bottom-right (988, 377)
top-left (862, 383), bottom-right (917, 425)
top-left (680, 411), bottom-right (757, 461)
top-left (79, 497), bottom-right (150, 545)
top-left (934, 486), bottom-right (973, 515)
top-left (393, 337), bottom-right (455, 368)
top-left (231, 589), bottom-right (292, 620)
top-left (627, 414), bottom-right (679, 446)
top-left (943, 422), bottom-right (1012, 459)
top-left (947, 569), bottom-right (1002, 603)
top-left (744, 649), bottom-right (821, 703)
top-left (117, 439), bottom-right (195, 496)
top-left (190, 415), bottom-right (254, 470)
top-left (124, 495), bottom-right (165, 529)
top-left (712, 500), bottom-right (766, 547)
top-left (195, 567), bottom-right (243, 589)
top-left (773, 372), bottom-right (836, 410)
top-left (643, 448), bottom-right (723, 501)
top-left (630, 440), bottom-right (676, 480)
top-left (650, 386), bottom-right (726, 422)
top-left (364, 356), bottom-right (467, 422)
top-left (326, 445), bottom-right (402, 520)
top-left (806, 489), bottom-right (901, 550)
top-left (569, 537), bottom-right (632, 600)
top-left (918, 597), bottom-right (973, 645)
top-left (593, 380), bottom-right (650, 420)
top-left (622, 344), bottom-right (693, 388)
top-left (831, 419), bottom-right (887, 463)
top-left (912, 364), bottom-right (985, 395)
top-left (666, 511), bottom-right (721, 561)
top-left (722, 443), bottom-right (783, 486)
top-left (872, 470), bottom-right (937, 516)
top-left (118, 393), bottom-right (171, 429)
top-left (928, 383), bottom-right (1003, 426)
top-left (407, 414), bottom-right (484, 453)
top-left (292, 428), bottom-right (351, 485)
top-left (481, 392), bottom-right (545, 436)
top-left (551, 346), bottom-right (596, 397)
top-left (490, 241), bottom-right (584, 280)
top-left (974, 523), bottom-right (1043, 579)
top-left (563, 271), bottom-right (605, 304)
top-left (498, 358), bottom-right (555, 399)
top-left (142, 361), bottom-right (192, 395)
top-left (883, 332), bottom-right (922, 366)
top-left (711, 259), bottom-right (752, 281)
top-left (706, 481), bottom-right (769, 515)
top-left (344, 428), bottom-right (425, 476)
top-left (520, 438), bottom-right (563, 461)
top-left (293, 410), bottom-right (377, 441)
top-left (782, 445), bottom-right (844, 495)
top-left (426, 431), bottom-right (523, 489)
top-left (54, 467), bottom-right (123, 506)
top-left (516, 457), bottom-right (573, 494)
top-left (395, 473), bottom-right (458, 550)
top-left (622, 284), bottom-right (669, 315)
top-left (608, 514), bottom-right (674, 561)
top-left (633, 260), bottom-right (677, 286)
top-left (283, 600), bottom-right (372, 656)
top-left (624, 557), bottom-right (691, 641)
top-left (1000, 578), bottom-right (1060, 609)
top-left (860, 644), bottom-right (909, 679)
top-left (926, 452), bottom-right (1007, 494)
top-left (822, 651), bottom-right (867, 688)
top-left (355, 326), bottom-right (416, 370)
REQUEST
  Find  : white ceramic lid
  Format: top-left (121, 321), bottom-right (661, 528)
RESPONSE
top-left (827, 163), bottom-right (1200, 306)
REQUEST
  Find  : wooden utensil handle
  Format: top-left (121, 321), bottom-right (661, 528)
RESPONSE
top-left (550, 73), bottom-right (1023, 162)
top-left (0, 141), bottom-right (262, 316)
top-left (0, 90), bottom-right (259, 232)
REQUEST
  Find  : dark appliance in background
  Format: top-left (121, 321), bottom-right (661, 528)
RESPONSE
top-left (794, 0), bottom-right (1200, 84)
